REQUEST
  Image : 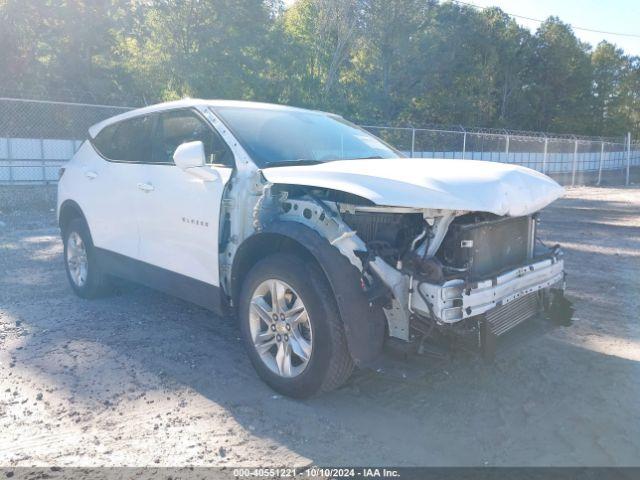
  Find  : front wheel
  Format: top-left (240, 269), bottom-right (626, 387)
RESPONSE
top-left (238, 254), bottom-right (354, 398)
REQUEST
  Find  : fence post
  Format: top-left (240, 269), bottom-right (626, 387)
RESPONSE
top-left (597, 141), bottom-right (605, 186)
top-left (462, 129), bottom-right (467, 159)
top-left (626, 132), bottom-right (631, 186)
top-left (40, 138), bottom-right (46, 184)
top-left (542, 136), bottom-right (548, 174)
top-left (505, 133), bottom-right (510, 156)
top-left (571, 139), bottom-right (579, 186)
top-left (411, 128), bottom-right (416, 158)
top-left (7, 137), bottom-right (13, 184)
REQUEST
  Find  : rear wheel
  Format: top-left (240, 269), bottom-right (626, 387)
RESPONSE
top-left (63, 218), bottom-right (110, 298)
top-left (239, 254), bottom-right (354, 398)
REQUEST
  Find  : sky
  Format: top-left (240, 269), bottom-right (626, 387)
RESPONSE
top-left (469, 0), bottom-right (640, 56)
top-left (283, 0), bottom-right (640, 56)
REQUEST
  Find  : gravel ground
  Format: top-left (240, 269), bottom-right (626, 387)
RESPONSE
top-left (0, 186), bottom-right (639, 467)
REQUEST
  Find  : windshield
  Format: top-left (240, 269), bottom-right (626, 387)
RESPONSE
top-left (212, 106), bottom-right (401, 168)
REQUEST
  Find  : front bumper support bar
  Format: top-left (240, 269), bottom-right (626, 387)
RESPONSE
top-left (411, 256), bottom-right (565, 324)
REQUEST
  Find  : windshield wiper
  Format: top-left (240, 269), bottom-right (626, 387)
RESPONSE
top-left (264, 159), bottom-right (324, 168)
top-left (264, 156), bottom-right (385, 168)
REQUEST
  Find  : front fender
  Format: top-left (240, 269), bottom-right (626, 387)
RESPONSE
top-left (235, 221), bottom-right (386, 366)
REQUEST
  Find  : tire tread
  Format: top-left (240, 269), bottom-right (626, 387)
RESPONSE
top-left (306, 261), bottom-right (355, 393)
top-left (239, 253), bottom-right (354, 397)
top-left (64, 218), bottom-right (111, 298)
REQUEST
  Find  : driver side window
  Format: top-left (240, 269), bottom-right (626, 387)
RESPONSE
top-left (152, 109), bottom-right (234, 166)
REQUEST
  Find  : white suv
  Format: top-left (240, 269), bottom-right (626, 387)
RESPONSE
top-left (58, 99), bottom-right (568, 397)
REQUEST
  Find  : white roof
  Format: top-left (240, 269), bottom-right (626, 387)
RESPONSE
top-left (88, 99), bottom-right (330, 138)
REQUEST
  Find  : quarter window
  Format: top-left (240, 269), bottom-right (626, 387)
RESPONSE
top-left (92, 115), bottom-right (154, 163)
top-left (92, 123), bottom-right (118, 158)
top-left (152, 110), bottom-right (233, 166)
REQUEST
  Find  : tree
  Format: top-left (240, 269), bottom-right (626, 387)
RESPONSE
top-left (348, 0), bottom-right (434, 123)
top-left (0, 0), bottom-right (139, 104)
top-left (122, 0), bottom-right (272, 102)
top-left (0, 0), bottom-right (47, 98)
top-left (479, 8), bottom-right (531, 127)
top-left (273, 0), bottom-right (365, 109)
top-left (622, 58), bottom-right (640, 135)
top-left (525, 17), bottom-right (592, 133)
top-left (591, 41), bottom-right (629, 136)
top-left (0, 0), bottom-right (638, 138)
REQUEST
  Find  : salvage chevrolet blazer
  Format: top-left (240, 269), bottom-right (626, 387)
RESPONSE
top-left (58, 100), bottom-right (567, 397)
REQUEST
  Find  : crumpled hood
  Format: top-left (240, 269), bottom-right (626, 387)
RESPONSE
top-left (261, 158), bottom-right (564, 216)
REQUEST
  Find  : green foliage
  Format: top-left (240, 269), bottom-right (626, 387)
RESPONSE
top-left (591, 41), bottom-right (630, 136)
top-left (1, 0), bottom-right (638, 136)
top-left (524, 17), bottom-right (593, 132)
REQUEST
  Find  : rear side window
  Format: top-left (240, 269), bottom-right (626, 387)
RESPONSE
top-left (92, 115), bottom-right (155, 163)
top-left (152, 110), bottom-right (233, 166)
top-left (92, 123), bottom-right (118, 158)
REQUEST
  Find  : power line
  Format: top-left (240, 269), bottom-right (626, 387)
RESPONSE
top-left (451, 0), bottom-right (640, 39)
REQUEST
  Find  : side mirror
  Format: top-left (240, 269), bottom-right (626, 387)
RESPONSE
top-left (173, 141), bottom-right (220, 182)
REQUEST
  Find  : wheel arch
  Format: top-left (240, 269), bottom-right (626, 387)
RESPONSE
top-left (230, 221), bottom-right (386, 365)
top-left (58, 200), bottom-right (88, 235)
top-left (230, 231), bottom-right (316, 303)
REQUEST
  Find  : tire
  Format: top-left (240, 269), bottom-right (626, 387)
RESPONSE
top-left (238, 253), bottom-right (354, 398)
top-left (63, 217), bottom-right (111, 299)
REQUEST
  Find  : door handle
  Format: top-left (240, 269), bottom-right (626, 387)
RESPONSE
top-left (137, 182), bottom-right (154, 192)
top-left (85, 171), bottom-right (98, 180)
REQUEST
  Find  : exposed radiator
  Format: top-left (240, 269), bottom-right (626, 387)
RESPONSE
top-left (486, 292), bottom-right (540, 336)
top-left (438, 215), bottom-right (534, 280)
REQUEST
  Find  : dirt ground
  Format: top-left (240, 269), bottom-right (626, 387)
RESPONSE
top-left (1, 186), bottom-right (639, 467)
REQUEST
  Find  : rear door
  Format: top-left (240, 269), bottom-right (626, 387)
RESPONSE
top-left (83, 115), bottom-right (154, 260)
top-left (136, 108), bottom-right (234, 286)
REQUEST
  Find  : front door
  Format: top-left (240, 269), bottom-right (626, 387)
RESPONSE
top-left (136, 108), bottom-right (234, 287)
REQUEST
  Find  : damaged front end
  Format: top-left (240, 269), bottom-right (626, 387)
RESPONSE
top-left (333, 200), bottom-right (568, 354)
top-left (406, 213), bottom-right (568, 357)
top-left (222, 174), bottom-right (567, 363)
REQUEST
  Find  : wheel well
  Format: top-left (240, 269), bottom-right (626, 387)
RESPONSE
top-left (58, 200), bottom-right (86, 234)
top-left (232, 222), bottom-right (386, 365)
top-left (230, 233), bottom-right (323, 303)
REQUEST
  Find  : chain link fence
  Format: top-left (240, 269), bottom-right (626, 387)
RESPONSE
top-left (0, 97), bottom-right (638, 190)
top-left (366, 125), bottom-right (640, 186)
top-left (0, 98), bottom-right (131, 186)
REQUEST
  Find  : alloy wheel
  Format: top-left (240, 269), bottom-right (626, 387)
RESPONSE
top-left (66, 231), bottom-right (88, 287)
top-left (249, 279), bottom-right (313, 378)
